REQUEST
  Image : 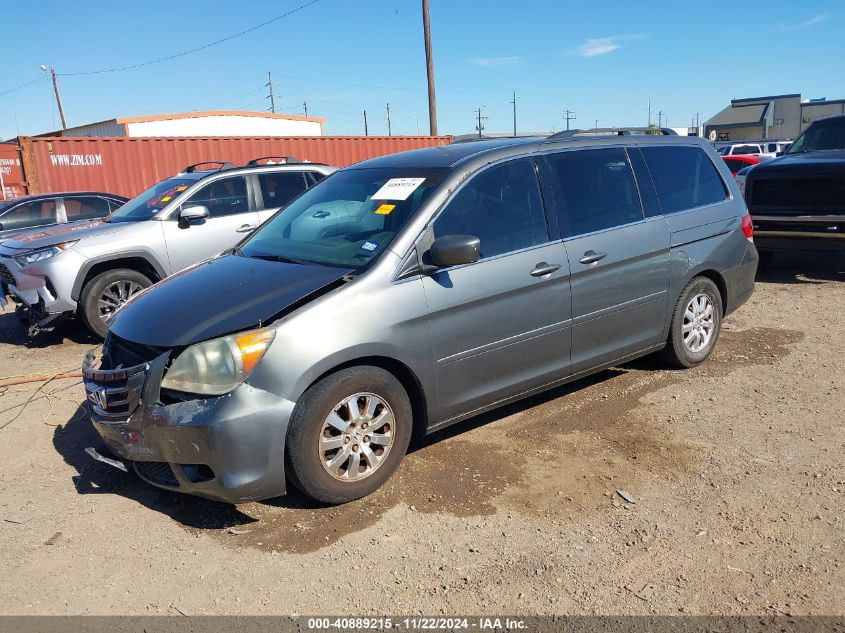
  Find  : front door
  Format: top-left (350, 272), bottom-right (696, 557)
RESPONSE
top-left (160, 175), bottom-right (259, 273)
top-left (422, 157), bottom-right (572, 422)
top-left (540, 147), bottom-right (670, 374)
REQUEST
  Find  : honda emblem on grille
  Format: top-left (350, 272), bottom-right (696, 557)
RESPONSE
top-left (88, 387), bottom-right (109, 409)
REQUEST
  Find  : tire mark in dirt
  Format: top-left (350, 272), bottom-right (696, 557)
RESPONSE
top-left (189, 327), bottom-right (802, 553)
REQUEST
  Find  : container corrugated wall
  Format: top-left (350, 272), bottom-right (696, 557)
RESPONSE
top-left (0, 143), bottom-right (26, 199)
top-left (18, 135), bottom-right (453, 197)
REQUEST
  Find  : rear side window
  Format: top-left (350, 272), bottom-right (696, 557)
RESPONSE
top-left (187, 176), bottom-right (249, 217)
top-left (258, 172), bottom-right (309, 210)
top-left (0, 199), bottom-right (58, 230)
top-left (723, 158), bottom-right (746, 174)
top-left (732, 144), bottom-right (760, 155)
top-left (433, 158), bottom-right (548, 259)
top-left (640, 146), bottom-right (728, 214)
top-left (308, 171), bottom-right (326, 184)
top-left (542, 147), bottom-right (643, 237)
top-left (64, 196), bottom-right (110, 221)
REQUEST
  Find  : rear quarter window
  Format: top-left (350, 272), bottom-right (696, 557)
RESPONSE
top-left (640, 146), bottom-right (728, 214)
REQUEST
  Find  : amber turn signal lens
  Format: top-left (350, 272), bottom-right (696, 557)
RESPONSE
top-left (234, 328), bottom-right (276, 374)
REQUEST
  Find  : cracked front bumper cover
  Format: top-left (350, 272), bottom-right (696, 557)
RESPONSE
top-left (82, 351), bottom-right (294, 504)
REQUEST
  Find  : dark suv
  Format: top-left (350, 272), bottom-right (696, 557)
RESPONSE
top-left (744, 114), bottom-right (845, 255)
top-left (83, 129), bottom-right (757, 505)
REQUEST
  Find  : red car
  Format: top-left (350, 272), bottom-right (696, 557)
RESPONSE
top-left (721, 154), bottom-right (769, 176)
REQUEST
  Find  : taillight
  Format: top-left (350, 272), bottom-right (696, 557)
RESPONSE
top-left (741, 213), bottom-right (754, 242)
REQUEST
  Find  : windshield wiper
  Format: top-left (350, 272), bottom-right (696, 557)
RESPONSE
top-left (248, 253), bottom-right (308, 265)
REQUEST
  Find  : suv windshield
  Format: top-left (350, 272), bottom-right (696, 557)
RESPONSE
top-left (106, 176), bottom-right (199, 223)
top-left (240, 167), bottom-right (447, 269)
top-left (787, 117), bottom-right (845, 154)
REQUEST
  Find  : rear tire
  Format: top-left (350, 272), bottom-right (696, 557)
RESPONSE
top-left (79, 268), bottom-right (152, 339)
top-left (660, 276), bottom-right (722, 369)
top-left (286, 366), bottom-right (412, 504)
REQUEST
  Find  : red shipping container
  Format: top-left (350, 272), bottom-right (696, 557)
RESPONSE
top-left (16, 135), bottom-right (453, 198)
top-left (0, 143), bottom-right (26, 199)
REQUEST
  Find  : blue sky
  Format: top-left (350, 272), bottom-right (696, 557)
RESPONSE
top-left (1, 0), bottom-right (842, 140)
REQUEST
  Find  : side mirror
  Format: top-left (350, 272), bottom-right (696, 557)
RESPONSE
top-left (0, 222), bottom-right (4, 231)
top-left (179, 205), bottom-right (210, 225)
top-left (430, 234), bottom-right (481, 268)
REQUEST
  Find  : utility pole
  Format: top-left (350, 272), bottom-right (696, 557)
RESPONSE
top-left (657, 110), bottom-right (664, 128)
top-left (363, 109), bottom-right (369, 136)
top-left (303, 101), bottom-right (308, 116)
top-left (475, 107), bottom-right (487, 138)
top-left (422, 0), bottom-right (438, 135)
top-left (563, 110), bottom-right (576, 131)
top-left (510, 90), bottom-right (517, 137)
top-left (647, 98), bottom-right (652, 127)
top-left (694, 111), bottom-right (701, 133)
top-left (41, 65), bottom-right (67, 129)
top-left (595, 119), bottom-right (599, 130)
top-left (386, 103), bottom-right (392, 136)
top-left (266, 71), bottom-right (276, 114)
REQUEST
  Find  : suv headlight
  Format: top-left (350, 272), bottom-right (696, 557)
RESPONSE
top-left (13, 241), bottom-right (77, 266)
top-left (161, 327), bottom-right (276, 396)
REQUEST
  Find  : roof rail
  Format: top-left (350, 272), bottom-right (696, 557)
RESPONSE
top-left (182, 161), bottom-right (236, 173)
top-left (246, 156), bottom-right (301, 166)
top-left (547, 127), bottom-right (678, 140)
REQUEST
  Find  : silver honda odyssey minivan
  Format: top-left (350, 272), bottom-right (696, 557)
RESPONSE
top-left (83, 130), bottom-right (758, 505)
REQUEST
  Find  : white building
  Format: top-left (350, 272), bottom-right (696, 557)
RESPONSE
top-left (44, 110), bottom-right (326, 138)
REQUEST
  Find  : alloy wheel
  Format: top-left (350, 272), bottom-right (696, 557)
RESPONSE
top-left (319, 392), bottom-right (395, 481)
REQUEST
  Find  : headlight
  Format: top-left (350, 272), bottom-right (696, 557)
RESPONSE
top-left (13, 241), bottom-right (77, 266)
top-left (160, 327), bottom-right (275, 396)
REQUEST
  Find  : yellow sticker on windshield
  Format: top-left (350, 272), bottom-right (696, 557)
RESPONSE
top-left (375, 203), bottom-right (395, 215)
top-left (161, 196), bottom-right (172, 202)
top-left (176, 186), bottom-right (188, 191)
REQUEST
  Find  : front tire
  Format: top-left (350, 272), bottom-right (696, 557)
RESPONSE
top-left (286, 366), bottom-right (412, 504)
top-left (660, 276), bottom-right (722, 368)
top-left (79, 268), bottom-right (152, 339)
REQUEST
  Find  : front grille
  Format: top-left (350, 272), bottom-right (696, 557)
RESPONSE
top-left (83, 352), bottom-right (147, 423)
top-left (135, 461), bottom-right (179, 488)
top-left (0, 261), bottom-right (14, 286)
top-left (749, 176), bottom-right (845, 213)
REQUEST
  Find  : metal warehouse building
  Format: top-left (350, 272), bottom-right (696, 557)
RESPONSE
top-left (705, 93), bottom-right (845, 142)
top-left (40, 110), bottom-right (326, 138)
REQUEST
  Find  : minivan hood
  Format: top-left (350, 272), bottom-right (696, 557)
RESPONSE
top-left (109, 254), bottom-right (353, 347)
top-left (0, 219), bottom-right (132, 251)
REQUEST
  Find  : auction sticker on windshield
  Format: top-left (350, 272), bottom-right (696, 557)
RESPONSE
top-left (372, 177), bottom-right (425, 201)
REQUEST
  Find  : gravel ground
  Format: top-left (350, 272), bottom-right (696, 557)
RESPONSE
top-left (0, 251), bottom-right (842, 616)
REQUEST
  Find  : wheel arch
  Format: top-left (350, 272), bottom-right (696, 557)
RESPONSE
top-left (690, 268), bottom-right (728, 316)
top-left (307, 356), bottom-right (430, 438)
top-left (72, 253), bottom-right (166, 302)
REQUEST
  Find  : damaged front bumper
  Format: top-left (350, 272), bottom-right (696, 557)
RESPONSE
top-left (82, 350), bottom-right (294, 504)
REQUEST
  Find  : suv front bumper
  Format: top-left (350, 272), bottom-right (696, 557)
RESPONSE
top-left (82, 351), bottom-right (294, 504)
top-left (0, 251), bottom-right (82, 314)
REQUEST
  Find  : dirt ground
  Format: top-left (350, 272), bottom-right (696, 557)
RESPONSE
top-left (0, 251), bottom-right (842, 617)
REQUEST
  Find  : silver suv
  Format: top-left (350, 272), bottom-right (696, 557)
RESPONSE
top-left (0, 159), bottom-right (336, 337)
top-left (83, 130), bottom-right (758, 505)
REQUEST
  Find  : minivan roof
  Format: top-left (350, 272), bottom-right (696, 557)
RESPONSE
top-left (353, 133), bottom-right (713, 170)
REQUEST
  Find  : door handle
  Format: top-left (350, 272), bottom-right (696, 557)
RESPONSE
top-left (236, 224), bottom-right (258, 233)
top-left (312, 210), bottom-right (330, 219)
top-left (578, 250), bottom-right (607, 265)
top-left (530, 262), bottom-right (561, 277)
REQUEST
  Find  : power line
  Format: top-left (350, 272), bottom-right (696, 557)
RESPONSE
top-left (58, 0), bottom-right (321, 76)
top-left (0, 75), bottom-right (45, 98)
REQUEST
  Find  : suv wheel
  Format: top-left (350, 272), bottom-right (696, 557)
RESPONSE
top-left (79, 268), bottom-right (152, 339)
top-left (661, 276), bottom-right (722, 368)
top-left (286, 366), bottom-right (412, 504)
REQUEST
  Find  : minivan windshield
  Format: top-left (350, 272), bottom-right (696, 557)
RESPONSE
top-left (787, 117), bottom-right (845, 154)
top-left (106, 176), bottom-right (199, 223)
top-left (240, 167), bottom-right (447, 270)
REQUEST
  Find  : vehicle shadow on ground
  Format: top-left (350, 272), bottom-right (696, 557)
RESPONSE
top-left (0, 308), bottom-right (99, 348)
top-left (53, 365), bottom-right (631, 527)
top-left (755, 251), bottom-right (844, 284)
